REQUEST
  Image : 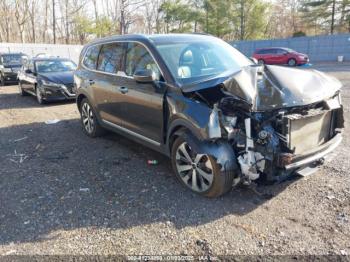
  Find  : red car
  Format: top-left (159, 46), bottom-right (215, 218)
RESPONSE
top-left (253, 47), bottom-right (309, 66)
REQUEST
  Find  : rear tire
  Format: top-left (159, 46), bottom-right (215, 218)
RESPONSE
top-left (171, 136), bottom-right (233, 197)
top-left (80, 98), bottom-right (105, 137)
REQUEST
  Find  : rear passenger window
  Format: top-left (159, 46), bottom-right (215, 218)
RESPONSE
top-left (83, 45), bottom-right (100, 69)
top-left (97, 43), bottom-right (124, 73)
top-left (125, 43), bottom-right (160, 80)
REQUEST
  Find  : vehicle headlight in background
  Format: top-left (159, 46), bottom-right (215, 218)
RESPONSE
top-left (3, 68), bottom-right (12, 73)
top-left (41, 79), bottom-right (62, 87)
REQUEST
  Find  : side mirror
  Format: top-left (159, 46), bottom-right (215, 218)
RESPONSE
top-left (133, 69), bottom-right (155, 83)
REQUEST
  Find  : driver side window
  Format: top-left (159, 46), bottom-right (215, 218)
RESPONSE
top-left (125, 42), bottom-right (161, 80)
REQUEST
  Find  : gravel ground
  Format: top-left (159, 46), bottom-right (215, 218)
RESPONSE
top-left (0, 63), bottom-right (349, 257)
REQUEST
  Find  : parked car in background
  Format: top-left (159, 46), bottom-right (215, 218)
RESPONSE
top-left (18, 57), bottom-right (77, 104)
top-left (253, 47), bottom-right (309, 66)
top-left (75, 34), bottom-right (343, 197)
top-left (0, 52), bottom-right (28, 86)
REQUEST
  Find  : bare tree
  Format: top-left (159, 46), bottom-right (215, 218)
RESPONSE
top-left (41, 0), bottom-right (49, 43)
top-left (14, 0), bottom-right (30, 43)
top-left (143, 0), bottom-right (163, 34)
top-left (52, 0), bottom-right (56, 43)
top-left (27, 0), bottom-right (39, 43)
top-left (0, 0), bottom-right (12, 42)
top-left (119, 0), bottom-right (145, 34)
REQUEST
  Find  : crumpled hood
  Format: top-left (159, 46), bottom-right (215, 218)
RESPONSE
top-left (259, 65), bottom-right (342, 110)
top-left (38, 71), bottom-right (74, 85)
top-left (182, 65), bottom-right (342, 111)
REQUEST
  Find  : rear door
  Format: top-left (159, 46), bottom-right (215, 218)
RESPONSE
top-left (92, 42), bottom-right (126, 125)
top-left (117, 42), bottom-right (164, 144)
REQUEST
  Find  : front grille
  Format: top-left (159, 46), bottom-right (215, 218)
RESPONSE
top-left (64, 83), bottom-right (74, 93)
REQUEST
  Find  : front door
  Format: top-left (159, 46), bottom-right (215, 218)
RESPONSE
top-left (275, 49), bottom-right (288, 64)
top-left (118, 42), bottom-right (164, 144)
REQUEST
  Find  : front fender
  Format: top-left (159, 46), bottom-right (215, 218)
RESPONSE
top-left (166, 92), bottom-right (214, 140)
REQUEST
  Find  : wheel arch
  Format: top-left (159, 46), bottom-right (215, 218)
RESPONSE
top-left (77, 93), bottom-right (87, 112)
top-left (166, 118), bottom-right (205, 155)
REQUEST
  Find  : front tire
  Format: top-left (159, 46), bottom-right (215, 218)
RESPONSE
top-left (171, 136), bottom-right (234, 197)
top-left (80, 98), bottom-right (105, 137)
top-left (288, 58), bottom-right (297, 66)
top-left (36, 87), bottom-right (45, 104)
top-left (0, 75), bottom-right (5, 86)
top-left (18, 81), bottom-right (28, 96)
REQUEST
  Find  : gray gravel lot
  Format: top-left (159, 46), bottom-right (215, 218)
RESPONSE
top-left (0, 63), bottom-right (349, 256)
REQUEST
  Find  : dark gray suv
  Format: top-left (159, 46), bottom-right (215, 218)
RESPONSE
top-left (74, 34), bottom-right (343, 197)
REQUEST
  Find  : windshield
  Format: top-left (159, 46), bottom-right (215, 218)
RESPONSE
top-left (154, 38), bottom-right (252, 84)
top-left (35, 60), bottom-right (77, 73)
top-left (2, 54), bottom-right (26, 65)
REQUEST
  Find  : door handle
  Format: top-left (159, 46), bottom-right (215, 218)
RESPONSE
top-left (119, 86), bottom-right (128, 94)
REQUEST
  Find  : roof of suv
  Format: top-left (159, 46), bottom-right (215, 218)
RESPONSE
top-left (87, 33), bottom-right (217, 46)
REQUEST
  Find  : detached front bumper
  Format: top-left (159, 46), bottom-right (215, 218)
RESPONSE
top-left (284, 132), bottom-right (342, 170)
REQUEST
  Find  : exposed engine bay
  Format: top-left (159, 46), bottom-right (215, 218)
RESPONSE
top-left (183, 65), bottom-right (344, 184)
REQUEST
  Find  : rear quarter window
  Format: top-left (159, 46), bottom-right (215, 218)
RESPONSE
top-left (83, 45), bottom-right (100, 70)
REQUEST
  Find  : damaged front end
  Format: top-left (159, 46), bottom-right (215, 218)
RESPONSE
top-left (182, 65), bottom-right (344, 184)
